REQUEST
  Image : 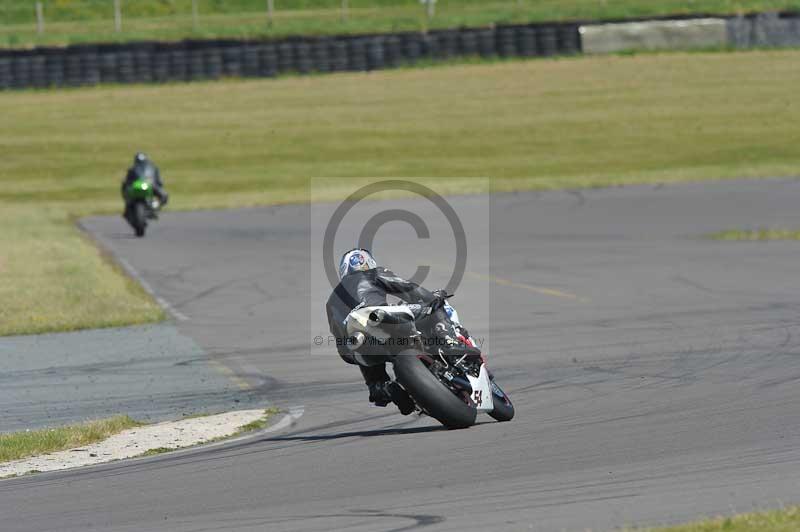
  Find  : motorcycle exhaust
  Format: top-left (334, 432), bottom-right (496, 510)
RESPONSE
top-left (450, 376), bottom-right (473, 392)
top-left (442, 370), bottom-right (472, 392)
top-left (368, 308), bottom-right (413, 326)
top-left (368, 309), bottom-right (387, 327)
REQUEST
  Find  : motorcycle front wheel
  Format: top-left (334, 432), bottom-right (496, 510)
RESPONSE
top-left (132, 201), bottom-right (147, 237)
top-left (393, 350), bottom-right (477, 430)
top-left (488, 379), bottom-right (515, 422)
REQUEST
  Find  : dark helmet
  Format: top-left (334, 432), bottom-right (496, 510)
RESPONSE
top-left (338, 249), bottom-right (377, 280)
top-left (133, 152), bottom-right (149, 165)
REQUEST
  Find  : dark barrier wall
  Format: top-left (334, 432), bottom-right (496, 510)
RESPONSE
top-left (727, 12), bottom-right (800, 47)
top-left (0, 23), bottom-right (581, 90)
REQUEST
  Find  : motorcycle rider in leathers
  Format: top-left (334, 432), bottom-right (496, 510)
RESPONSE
top-left (121, 152), bottom-right (169, 218)
top-left (326, 248), bottom-right (466, 414)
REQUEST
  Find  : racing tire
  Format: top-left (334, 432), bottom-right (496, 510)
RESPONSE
top-left (488, 379), bottom-right (515, 422)
top-left (132, 201), bottom-right (147, 237)
top-left (393, 350), bottom-right (477, 429)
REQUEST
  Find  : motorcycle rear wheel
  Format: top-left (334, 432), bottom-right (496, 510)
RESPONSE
top-left (393, 350), bottom-right (477, 429)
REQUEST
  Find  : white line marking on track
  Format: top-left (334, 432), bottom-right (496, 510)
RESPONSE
top-left (165, 405), bottom-right (305, 453)
top-left (270, 406), bottom-right (305, 433)
top-left (117, 258), bottom-right (190, 321)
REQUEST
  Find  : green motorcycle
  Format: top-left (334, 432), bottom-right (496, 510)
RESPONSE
top-left (124, 178), bottom-right (161, 237)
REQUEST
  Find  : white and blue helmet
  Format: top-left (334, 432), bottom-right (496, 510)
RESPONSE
top-left (339, 248), bottom-right (377, 280)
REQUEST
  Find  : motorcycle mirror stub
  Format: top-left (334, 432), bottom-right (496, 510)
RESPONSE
top-left (347, 332), bottom-right (366, 351)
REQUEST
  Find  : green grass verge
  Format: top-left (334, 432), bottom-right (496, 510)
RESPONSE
top-left (644, 505), bottom-right (800, 531)
top-left (139, 446), bottom-right (173, 456)
top-left (710, 228), bottom-right (800, 240)
top-left (235, 407), bottom-right (281, 435)
top-left (0, 203), bottom-right (165, 336)
top-left (1, 50), bottom-right (799, 335)
top-left (0, 415), bottom-right (142, 463)
top-left (0, 409), bottom-right (276, 466)
top-left (2, 0), bottom-right (800, 48)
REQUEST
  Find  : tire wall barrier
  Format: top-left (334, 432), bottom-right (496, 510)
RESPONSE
top-left (1, 13), bottom-right (799, 90)
top-left (0, 23), bottom-right (580, 90)
top-left (727, 12), bottom-right (800, 48)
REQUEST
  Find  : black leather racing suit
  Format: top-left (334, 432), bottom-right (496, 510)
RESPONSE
top-left (326, 267), bottom-right (436, 386)
top-left (121, 161), bottom-right (168, 208)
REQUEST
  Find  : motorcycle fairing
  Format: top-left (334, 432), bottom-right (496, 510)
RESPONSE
top-left (466, 364), bottom-right (494, 413)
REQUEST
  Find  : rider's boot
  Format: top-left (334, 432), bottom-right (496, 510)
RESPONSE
top-left (386, 382), bottom-right (416, 415)
top-left (362, 366), bottom-right (415, 415)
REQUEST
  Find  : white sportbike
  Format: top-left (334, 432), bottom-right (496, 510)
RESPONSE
top-left (344, 295), bottom-right (514, 429)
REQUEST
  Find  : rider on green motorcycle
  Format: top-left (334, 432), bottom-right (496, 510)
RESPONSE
top-left (121, 152), bottom-right (168, 217)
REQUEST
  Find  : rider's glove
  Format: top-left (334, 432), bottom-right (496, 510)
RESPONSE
top-left (430, 289), bottom-right (449, 310)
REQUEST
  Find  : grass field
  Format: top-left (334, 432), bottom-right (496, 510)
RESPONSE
top-left (1, 0), bottom-right (800, 48)
top-left (1, 50), bottom-right (799, 335)
top-left (0, 203), bottom-right (165, 335)
top-left (645, 505), bottom-right (800, 531)
top-left (0, 415), bottom-right (141, 463)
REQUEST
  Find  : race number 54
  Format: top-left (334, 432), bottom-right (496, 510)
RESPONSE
top-left (473, 390), bottom-right (483, 407)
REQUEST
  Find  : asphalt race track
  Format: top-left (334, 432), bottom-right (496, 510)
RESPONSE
top-left (4, 179), bottom-right (800, 531)
top-left (0, 324), bottom-right (257, 432)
